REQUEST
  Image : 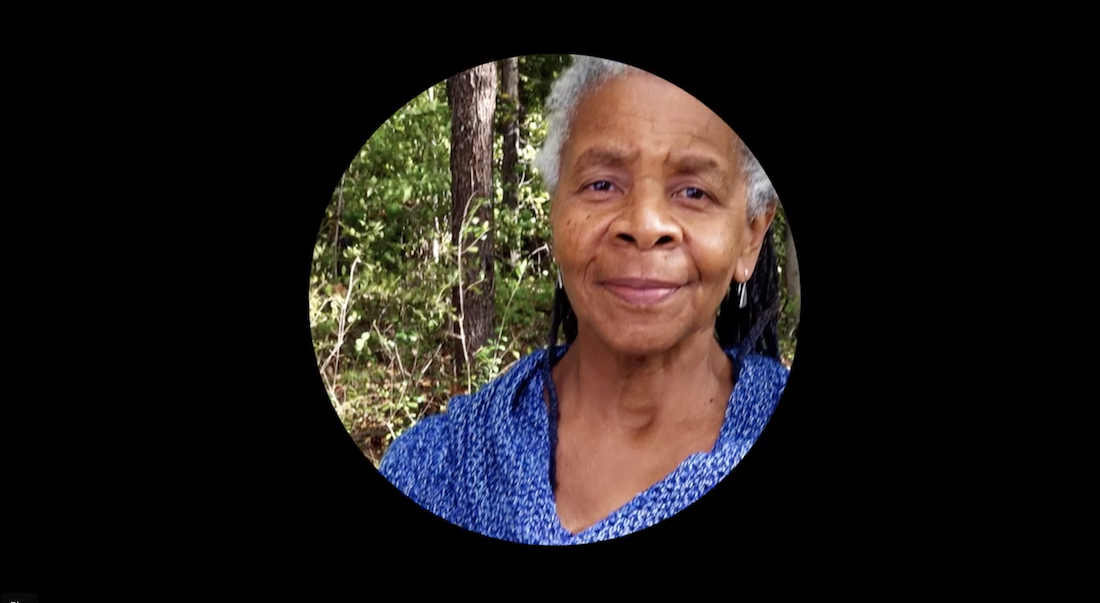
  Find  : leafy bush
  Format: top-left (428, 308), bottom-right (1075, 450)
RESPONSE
top-left (309, 74), bottom-right (560, 465)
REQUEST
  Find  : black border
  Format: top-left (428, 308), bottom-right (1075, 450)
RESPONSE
top-left (11, 24), bottom-right (1054, 597)
top-left (12, 25), bottom-right (1062, 596)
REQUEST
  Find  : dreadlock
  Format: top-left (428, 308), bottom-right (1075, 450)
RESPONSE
top-left (717, 226), bottom-right (782, 362)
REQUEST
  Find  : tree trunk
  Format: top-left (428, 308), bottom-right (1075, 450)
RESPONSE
top-left (500, 57), bottom-right (521, 211)
top-left (447, 63), bottom-right (498, 377)
top-left (332, 173), bottom-right (345, 281)
top-left (499, 57), bottom-right (522, 269)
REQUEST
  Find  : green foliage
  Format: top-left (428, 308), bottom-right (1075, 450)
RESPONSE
top-left (517, 54), bottom-right (572, 114)
top-left (310, 60), bottom-right (563, 466)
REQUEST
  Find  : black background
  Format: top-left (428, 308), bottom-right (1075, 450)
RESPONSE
top-left (7, 29), bottom-right (1028, 595)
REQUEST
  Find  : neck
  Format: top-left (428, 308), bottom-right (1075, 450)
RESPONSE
top-left (552, 329), bottom-right (732, 439)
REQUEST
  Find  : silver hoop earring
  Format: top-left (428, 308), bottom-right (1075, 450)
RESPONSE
top-left (738, 282), bottom-right (747, 309)
top-left (557, 270), bottom-right (563, 290)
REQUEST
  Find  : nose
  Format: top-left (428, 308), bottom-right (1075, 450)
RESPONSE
top-left (610, 182), bottom-right (683, 250)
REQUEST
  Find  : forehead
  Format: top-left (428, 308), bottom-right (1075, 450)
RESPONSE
top-left (564, 73), bottom-right (740, 170)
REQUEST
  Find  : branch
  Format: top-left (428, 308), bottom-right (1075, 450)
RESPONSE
top-left (456, 180), bottom-right (480, 393)
top-left (318, 256), bottom-right (361, 405)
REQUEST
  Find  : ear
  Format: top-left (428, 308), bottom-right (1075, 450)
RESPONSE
top-left (735, 205), bottom-right (777, 281)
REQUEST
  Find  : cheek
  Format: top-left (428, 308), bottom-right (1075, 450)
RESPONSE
top-left (697, 230), bottom-right (743, 288)
top-left (699, 220), bottom-right (741, 259)
top-left (549, 203), bottom-right (571, 254)
top-left (553, 207), bottom-right (602, 260)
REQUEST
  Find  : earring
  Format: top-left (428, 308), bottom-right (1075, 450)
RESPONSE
top-left (557, 270), bottom-right (563, 290)
top-left (738, 282), bottom-right (747, 308)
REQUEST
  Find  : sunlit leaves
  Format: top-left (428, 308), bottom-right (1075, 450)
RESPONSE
top-left (354, 331), bottom-right (370, 354)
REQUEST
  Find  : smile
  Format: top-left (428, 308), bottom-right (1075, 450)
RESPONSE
top-left (601, 279), bottom-right (682, 307)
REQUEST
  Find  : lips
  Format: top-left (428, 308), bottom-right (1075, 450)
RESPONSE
top-left (601, 278), bottom-right (682, 307)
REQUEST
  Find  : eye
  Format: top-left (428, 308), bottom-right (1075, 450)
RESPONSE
top-left (587, 180), bottom-right (616, 192)
top-left (676, 186), bottom-right (711, 201)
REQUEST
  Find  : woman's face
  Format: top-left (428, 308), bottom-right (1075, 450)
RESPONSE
top-left (550, 72), bottom-right (772, 356)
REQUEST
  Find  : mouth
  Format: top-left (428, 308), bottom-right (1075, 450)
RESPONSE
top-left (601, 278), bottom-right (683, 307)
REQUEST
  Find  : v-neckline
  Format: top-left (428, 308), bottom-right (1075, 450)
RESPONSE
top-left (539, 345), bottom-right (740, 542)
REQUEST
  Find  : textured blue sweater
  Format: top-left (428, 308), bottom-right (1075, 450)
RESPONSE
top-left (378, 345), bottom-right (788, 545)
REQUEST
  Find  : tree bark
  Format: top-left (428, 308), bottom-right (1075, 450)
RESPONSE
top-left (447, 63), bottom-right (497, 376)
top-left (500, 57), bottom-right (521, 211)
top-left (332, 173), bottom-right (345, 281)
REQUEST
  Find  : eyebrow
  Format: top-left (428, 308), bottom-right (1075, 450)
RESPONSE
top-left (570, 146), bottom-right (639, 171)
top-left (666, 154), bottom-right (733, 192)
top-left (570, 146), bottom-right (735, 192)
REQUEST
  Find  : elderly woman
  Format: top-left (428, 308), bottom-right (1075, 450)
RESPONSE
top-left (379, 55), bottom-right (788, 545)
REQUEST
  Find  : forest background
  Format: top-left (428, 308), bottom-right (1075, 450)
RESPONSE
top-left (308, 55), bottom-right (801, 466)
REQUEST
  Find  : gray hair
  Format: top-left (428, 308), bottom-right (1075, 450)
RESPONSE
top-left (533, 55), bottom-right (778, 219)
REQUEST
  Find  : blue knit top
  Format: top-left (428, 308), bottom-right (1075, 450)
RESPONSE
top-left (378, 345), bottom-right (788, 545)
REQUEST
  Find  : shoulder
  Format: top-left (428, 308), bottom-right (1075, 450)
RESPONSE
top-left (432, 349), bottom-right (548, 442)
top-left (736, 352), bottom-right (789, 396)
top-left (377, 412), bottom-right (451, 505)
top-left (721, 351), bottom-right (789, 440)
top-left (376, 349), bottom-right (549, 510)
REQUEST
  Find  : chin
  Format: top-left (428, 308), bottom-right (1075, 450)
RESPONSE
top-left (587, 326), bottom-right (697, 358)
